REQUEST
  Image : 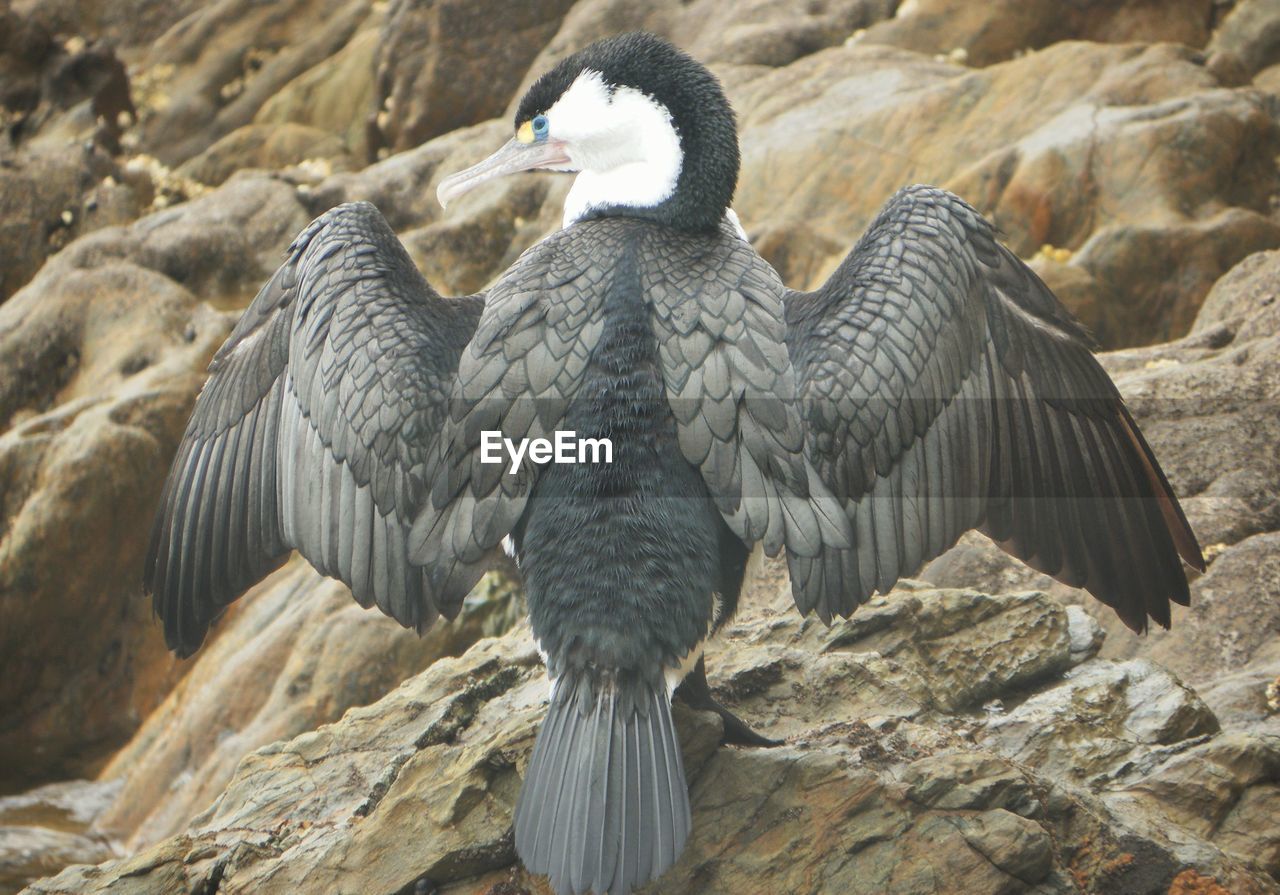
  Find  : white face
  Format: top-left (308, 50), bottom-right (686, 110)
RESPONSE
top-left (542, 70), bottom-right (684, 227)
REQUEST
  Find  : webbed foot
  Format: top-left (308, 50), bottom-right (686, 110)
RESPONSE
top-left (675, 656), bottom-right (782, 748)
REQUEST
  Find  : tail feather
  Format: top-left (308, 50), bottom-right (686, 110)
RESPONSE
top-left (515, 672), bottom-right (690, 895)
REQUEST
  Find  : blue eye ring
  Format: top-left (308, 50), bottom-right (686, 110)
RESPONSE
top-left (531, 114), bottom-right (549, 139)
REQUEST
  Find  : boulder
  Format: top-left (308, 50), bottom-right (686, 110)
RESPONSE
top-left (731, 40), bottom-right (1280, 346)
top-left (924, 247), bottom-right (1280, 707)
top-left (175, 122), bottom-right (353, 187)
top-left (8, 0), bottom-right (208, 54)
top-left (0, 175), bottom-right (311, 789)
top-left (21, 582), bottom-right (1280, 894)
top-left (859, 0), bottom-right (1215, 68)
top-left (0, 780), bottom-right (118, 895)
top-left (92, 562), bottom-right (520, 852)
top-left (0, 144), bottom-right (135, 303)
top-left (253, 26), bottom-right (381, 161)
top-left (512, 0), bottom-right (897, 95)
top-left (131, 0), bottom-right (373, 166)
top-left (370, 0), bottom-right (578, 156)
top-left (1207, 0), bottom-right (1280, 78)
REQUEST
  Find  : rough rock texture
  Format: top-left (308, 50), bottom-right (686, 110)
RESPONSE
top-left (1208, 0), bottom-right (1280, 78)
top-left (2, 1), bottom-right (1280, 893)
top-left (129, 0), bottom-right (376, 167)
top-left (732, 40), bottom-right (1280, 346)
top-left (860, 0), bottom-right (1216, 67)
top-left (20, 584), bottom-right (1280, 895)
top-left (175, 122), bottom-right (353, 187)
top-left (370, 0), bottom-right (578, 156)
top-left (924, 248), bottom-right (1280, 733)
top-left (0, 175), bottom-right (312, 788)
top-left (91, 562), bottom-right (519, 852)
top-left (0, 781), bottom-right (118, 894)
top-left (0, 145), bottom-right (130, 302)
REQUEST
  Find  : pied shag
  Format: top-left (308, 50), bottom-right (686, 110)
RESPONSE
top-left (145, 31), bottom-right (1204, 895)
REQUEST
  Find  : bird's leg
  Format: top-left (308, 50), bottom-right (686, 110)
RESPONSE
top-left (675, 656), bottom-right (782, 747)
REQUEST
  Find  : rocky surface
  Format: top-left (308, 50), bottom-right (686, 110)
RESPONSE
top-left (859, 0), bottom-right (1218, 68)
top-left (17, 582), bottom-right (1280, 895)
top-left (922, 248), bottom-right (1280, 737)
top-left (1, 0), bottom-right (1279, 893)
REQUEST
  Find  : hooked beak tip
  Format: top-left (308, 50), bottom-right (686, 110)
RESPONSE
top-left (435, 136), bottom-right (572, 210)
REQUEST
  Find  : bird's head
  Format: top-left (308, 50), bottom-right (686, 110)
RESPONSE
top-left (436, 32), bottom-right (739, 233)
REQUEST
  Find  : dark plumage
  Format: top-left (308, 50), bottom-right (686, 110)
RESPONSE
top-left (144, 31), bottom-right (1202, 895)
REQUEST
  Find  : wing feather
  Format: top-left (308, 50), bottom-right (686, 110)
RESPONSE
top-left (145, 202), bottom-right (482, 655)
top-left (787, 185), bottom-right (1203, 632)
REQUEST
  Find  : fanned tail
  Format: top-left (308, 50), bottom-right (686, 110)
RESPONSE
top-left (515, 670), bottom-right (691, 895)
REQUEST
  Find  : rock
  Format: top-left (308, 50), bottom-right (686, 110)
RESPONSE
top-left (91, 562), bottom-right (520, 852)
top-left (858, 0), bottom-right (1215, 68)
top-left (133, 0), bottom-right (373, 166)
top-left (0, 6), bottom-right (56, 141)
top-left (0, 144), bottom-right (132, 303)
top-left (731, 41), bottom-right (1280, 346)
top-left (21, 582), bottom-right (1280, 895)
top-left (1207, 0), bottom-right (1280, 78)
top-left (981, 659), bottom-right (1220, 786)
top-left (0, 780), bottom-right (119, 895)
top-left (1197, 640), bottom-right (1280, 734)
top-left (0, 265), bottom-right (228, 791)
top-left (253, 26), bottom-right (381, 161)
top-left (1192, 247), bottom-right (1280, 343)
top-left (1115, 732), bottom-right (1280, 881)
top-left (175, 122), bottom-right (353, 186)
top-left (924, 247), bottom-right (1280, 705)
top-left (9, 0), bottom-right (209, 54)
top-left (515, 0), bottom-right (895, 87)
top-left (0, 174), bottom-right (311, 790)
top-left (0, 827), bottom-right (113, 895)
top-left (370, 0), bottom-right (578, 156)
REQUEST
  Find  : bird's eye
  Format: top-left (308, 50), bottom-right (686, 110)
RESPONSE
top-left (532, 115), bottom-right (549, 139)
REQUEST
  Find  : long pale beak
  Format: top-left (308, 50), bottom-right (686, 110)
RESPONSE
top-left (436, 138), bottom-right (572, 208)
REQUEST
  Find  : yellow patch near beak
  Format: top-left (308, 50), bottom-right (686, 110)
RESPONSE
top-left (517, 121), bottom-right (535, 144)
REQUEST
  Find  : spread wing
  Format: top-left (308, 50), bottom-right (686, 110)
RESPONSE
top-left (786, 185), bottom-right (1204, 633)
top-left (144, 202), bottom-right (483, 656)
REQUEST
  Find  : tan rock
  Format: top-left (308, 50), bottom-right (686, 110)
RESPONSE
top-left (0, 144), bottom-right (133, 303)
top-left (8, 0), bottom-right (207, 54)
top-left (0, 175), bottom-right (311, 789)
top-left (513, 0), bottom-right (895, 97)
top-left (253, 26), bottom-right (381, 160)
top-left (1116, 732), bottom-right (1280, 880)
top-left (924, 248), bottom-right (1280, 700)
top-left (175, 122), bottom-right (352, 187)
top-left (133, 0), bottom-right (373, 166)
top-left (370, 0), bottom-right (578, 155)
top-left (0, 265), bottom-right (226, 790)
top-left (0, 780), bottom-right (119, 895)
top-left (858, 0), bottom-right (1214, 67)
top-left (981, 659), bottom-right (1220, 784)
top-left (21, 584), bottom-right (1280, 895)
top-left (1207, 0), bottom-right (1280, 77)
top-left (91, 562), bottom-right (519, 852)
top-left (731, 41), bottom-right (1280, 346)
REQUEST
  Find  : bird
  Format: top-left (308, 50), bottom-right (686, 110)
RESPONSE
top-left (144, 31), bottom-right (1204, 895)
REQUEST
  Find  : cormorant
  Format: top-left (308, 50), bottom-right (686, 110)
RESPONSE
top-left (145, 31), bottom-right (1204, 895)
